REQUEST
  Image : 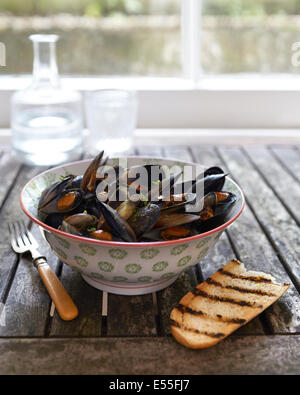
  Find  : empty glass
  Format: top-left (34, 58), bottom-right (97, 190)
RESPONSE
top-left (85, 89), bottom-right (138, 156)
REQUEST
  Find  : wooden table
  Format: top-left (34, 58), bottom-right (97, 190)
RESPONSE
top-left (0, 143), bottom-right (299, 375)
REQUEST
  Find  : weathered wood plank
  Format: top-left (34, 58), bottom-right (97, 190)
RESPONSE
top-left (0, 151), bottom-right (23, 208)
top-left (162, 145), bottom-right (192, 163)
top-left (134, 145), bottom-right (163, 158)
top-left (157, 269), bottom-right (198, 336)
top-left (0, 164), bottom-right (45, 303)
top-left (0, 335), bottom-right (299, 374)
top-left (0, 223), bottom-right (60, 337)
top-left (191, 146), bottom-right (266, 335)
top-left (0, 160), bottom-right (61, 336)
top-left (49, 264), bottom-right (103, 337)
top-left (216, 146), bottom-right (300, 333)
top-left (244, 146), bottom-right (300, 226)
top-left (107, 293), bottom-right (157, 336)
top-left (269, 145), bottom-right (300, 184)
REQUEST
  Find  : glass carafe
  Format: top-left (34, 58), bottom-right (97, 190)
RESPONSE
top-left (11, 34), bottom-right (83, 166)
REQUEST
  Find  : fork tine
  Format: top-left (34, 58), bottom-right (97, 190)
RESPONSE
top-left (24, 226), bottom-right (38, 248)
top-left (8, 222), bottom-right (17, 246)
top-left (8, 222), bottom-right (14, 237)
top-left (13, 221), bottom-right (24, 247)
top-left (19, 220), bottom-right (31, 245)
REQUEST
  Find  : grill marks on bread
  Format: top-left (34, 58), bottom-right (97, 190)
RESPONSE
top-left (170, 259), bottom-right (289, 349)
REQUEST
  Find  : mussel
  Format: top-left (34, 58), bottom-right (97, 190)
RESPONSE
top-left (193, 191), bottom-right (237, 233)
top-left (37, 151), bottom-right (237, 242)
top-left (38, 176), bottom-right (83, 221)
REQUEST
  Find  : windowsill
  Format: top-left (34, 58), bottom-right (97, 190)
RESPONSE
top-left (0, 128), bottom-right (299, 146)
top-left (1, 74), bottom-right (300, 91)
top-left (1, 74), bottom-right (300, 129)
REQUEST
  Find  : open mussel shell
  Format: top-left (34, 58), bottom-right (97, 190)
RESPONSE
top-left (67, 175), bottom-right (82, 190)
top-left (119, 164), bottom-right (166, 192)
top-left (159, 192), bottom-right (196, 214)
top-left (142, 212), bottom-right (199, 241)
top-left (154, 212), bottom-right (200, 230)
top-left (127, 203), bottom-right (161, 239)
top-left (38, 182), bottom-right (83, 221)
top-left (38, 176), bottom-right (73, 212)
top-left (148, 170), bottom-right (182, 203)
top-left (194, 191), bottom-right (237, 233)
top-left (64, 213), bottom-right (98, 231)
top-left (80, 150), bottom-right (104, 192)
top-left (160, 226), bottom-right (192, 241)
top-left (44, 213), bottom-right (66, 229)
top-left (172, 166), bottom-right (227, 197)
top-left (98, 201), bottom-right (137, 242)
top-left (59, 220), bottom-right (83, 236)
top-left (116, 199), bottom-right (138, 221)
top-left (204, 166), bottom-right (224, 177)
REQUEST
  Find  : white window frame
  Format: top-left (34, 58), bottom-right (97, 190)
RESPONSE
top-left (0, 0), bottom-right (300, 130)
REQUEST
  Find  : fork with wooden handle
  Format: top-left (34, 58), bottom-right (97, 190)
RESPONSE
top-left (8, 220), bottom-right (78, 321)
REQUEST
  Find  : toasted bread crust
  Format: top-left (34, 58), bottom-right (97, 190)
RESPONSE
top-left (170, 259), bottom-right (289, 349)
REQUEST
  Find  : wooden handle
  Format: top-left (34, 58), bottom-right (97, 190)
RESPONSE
top-left (36, 260), bottom-right (79, 321)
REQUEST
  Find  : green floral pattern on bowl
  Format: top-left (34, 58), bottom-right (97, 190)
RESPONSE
top-left (152, 261), bottom-right (168, 272)
top-left (109, 249), bottom-right (128, 260)
top-left (98, 261), bottom-right (114, 272)
top-left (22, 155), bottom-right (243, 294)
top-left (54, 247), bottom-right (67, 260)
top-left (55, 235), bottom-right (70, 249)
top-left (140, 248), bottom-right (160, 260)
top-left (170, 244), bottom-right (188, 256)
top-left (177, 255), bottom-right (192, 267)
top-left (125, 264), bottom-right (142, 274)
top-left (74, 256), bottom-right (88, 267)
top-left (79, 244), bottom-right (96, 256)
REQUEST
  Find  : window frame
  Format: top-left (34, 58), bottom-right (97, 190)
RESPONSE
top-left (0, 0), bottom-right (300, 129)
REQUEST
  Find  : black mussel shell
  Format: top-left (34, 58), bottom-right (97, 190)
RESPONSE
top-left (98, 201), bottom-right (137, 242)
top-left (121, 164), bottom-right (166, 192)
top-left (67, 175), bottom-right (82, 190)
top-left (38, 176), bottom-right (74, 212)
top-left (128, 203), bottom-right (161, 239)
top-left (64, 213), bottom-right (98, 231)
top-left (44, 213), bottom-right (66, 229)
top-left (204, 166), bottom-right (224, 177)
top-left (194, 192), bottom-right (237, 233)
top-left (59, 220), bottom-right (84, 236)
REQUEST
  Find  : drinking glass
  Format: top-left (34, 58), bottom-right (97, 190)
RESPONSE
top-left (85, 89), bottom-right (138, 156)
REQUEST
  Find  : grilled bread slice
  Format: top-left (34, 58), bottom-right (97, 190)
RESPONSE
top-left (170, 259), bottom-right (289, 349)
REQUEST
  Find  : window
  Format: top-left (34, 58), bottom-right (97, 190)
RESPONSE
top-left (2, 0), bottom-right (300, 78)
top-left (0, 0), bottom-right (181, 76)
top-left (0, 1), bottom-right (299, 130)
top-left (201, 0), bottom-right (300, 75)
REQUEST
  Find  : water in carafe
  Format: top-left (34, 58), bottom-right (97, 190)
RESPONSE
top-left (11, 34), bottom-right (83, 166)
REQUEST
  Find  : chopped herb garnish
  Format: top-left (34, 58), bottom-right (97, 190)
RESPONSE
top-left (87, 226), bottom-right (96, 232)
top-left (131, 210), bottom-right (141, 222)
top-left (139, 193), bottom-right (147, 202)
top-left (59, 175), bottom-right (69, 181)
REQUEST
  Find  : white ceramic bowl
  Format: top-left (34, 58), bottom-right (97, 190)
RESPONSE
top-left (20, 156), bottom-right (245, 295)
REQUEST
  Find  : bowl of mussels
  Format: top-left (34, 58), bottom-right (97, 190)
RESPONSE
top-left (20, 151), bottom-right (245, 295)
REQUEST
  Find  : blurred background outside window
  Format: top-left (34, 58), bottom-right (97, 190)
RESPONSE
top-left (0, 0), bottom-right (300, 78)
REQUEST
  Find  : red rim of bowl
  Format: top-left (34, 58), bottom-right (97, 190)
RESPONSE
top-left (20, 156), bottom-right (245, 247)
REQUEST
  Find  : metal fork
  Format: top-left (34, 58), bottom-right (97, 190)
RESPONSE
top-left (8, 220), bottom-right (78, 321)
